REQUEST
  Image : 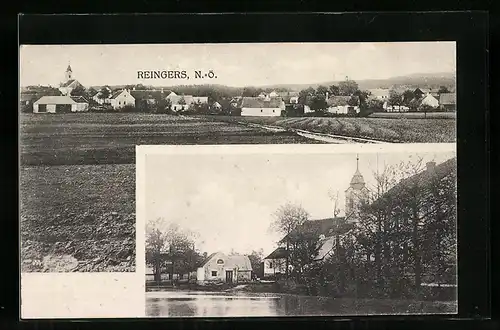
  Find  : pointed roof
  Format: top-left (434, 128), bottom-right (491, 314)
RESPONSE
top-left (66, 64), bottom-right (72, 72)
top-left (350, 155), bottom-right (366, 189)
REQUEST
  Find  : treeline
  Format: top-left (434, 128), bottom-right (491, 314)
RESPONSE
top-left (271, 157), bottom-right (457, 301)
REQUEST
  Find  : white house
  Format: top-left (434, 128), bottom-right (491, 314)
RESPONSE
top-left (367, 88), bottom-right (390, 101)
top-left (326, 95), bottom-right (360, 115)
top-left (33, 95), bottom-right (89, 113)
top-left (196, 252), bottom-right (252, 285)
top-left (166, 91), bottom-right (209, 111)
top-left (110, 89), bottom-right (135, 109)
top-left (263, 247), bottom-right (287, 278)
top-left (268, 91), bottom-right (279, 97)
top-left (91, 86), bottom-right (113, 105)
top-left (241, 96), bottom-right (285, 117)
top-left (420, 93), bottom-right (440, 109)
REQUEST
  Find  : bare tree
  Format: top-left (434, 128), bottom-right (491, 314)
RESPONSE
top-left (328, 190), bottom-right (341, 217)
top-left (270, 202), bottom-right (309, 280)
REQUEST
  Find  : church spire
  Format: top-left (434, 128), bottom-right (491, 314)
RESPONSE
top-left (356, 153), bottom-right (359, 171)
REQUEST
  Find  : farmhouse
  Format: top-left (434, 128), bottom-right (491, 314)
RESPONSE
top-left (33, 95), bottom-right (89, 113)
top-left (326, 95), bottom-right (360, 115)
top-left (91, 86), bottom-right (113, 105)
top-left (110, 89), bottom-right (136, 109)
top-left (196, 252), bottom-right (252, 284)
top-left (263, 247), bottom-right (287, 277)
top-left (241, 96), bottom-right (285, 116)
top-left (58, 65), bottom-right (85, 96)
top-left (277, 91), bottom-right (300, 104)
top-left (166, 92), bottom-right (209, 111)
top-left (420, 93), bottom-right (440, 108)
top-left (368, 88), bottom-right (390, 101)
top-left (439, 93), bottom-right (456, 111)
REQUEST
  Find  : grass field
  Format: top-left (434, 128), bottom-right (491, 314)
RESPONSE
top-left (207, 115), bottom-right (457, 143)
top-left (20, 113), bottom-right (319, 272)
top-left (369, 112), bottom-right (456, 119)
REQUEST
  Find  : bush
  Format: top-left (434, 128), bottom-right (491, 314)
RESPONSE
top-left (120, 105), bottom-right (139, 113)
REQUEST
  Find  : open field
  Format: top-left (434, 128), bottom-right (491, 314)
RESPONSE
top-left (207, 115), bottom-right (457, 143)
top-left (20, 113), bottom-right (320, 272)
top-left (20, 113), bottom-right (321, 166)
top-left (20, 164), bottom-right (135, 272)
top-left (369, 112), bottom-right (456, 119)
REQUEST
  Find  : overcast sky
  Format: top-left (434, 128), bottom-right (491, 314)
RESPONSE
top-left (144, 150), bottom-right (456, 257)
top-left (20, 42), bottom-right (456, 88)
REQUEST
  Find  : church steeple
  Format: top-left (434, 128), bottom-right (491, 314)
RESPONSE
top-left (65, 62), bottom-right (73, 81)
top-left (345, 154), bottom-right (370, 222)
top-left (350, 154), bottom-right (366, 189)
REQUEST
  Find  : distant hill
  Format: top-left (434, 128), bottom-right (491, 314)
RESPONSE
top-left (255, 72), bottom-right (456, 91)
top-left (65, 72), bottom-right (458, 96)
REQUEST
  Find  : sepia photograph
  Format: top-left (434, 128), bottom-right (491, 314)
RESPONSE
top-left (19, 42), bottom-right (456, 274)
top-left (139, 144), bottom-right (458, 317)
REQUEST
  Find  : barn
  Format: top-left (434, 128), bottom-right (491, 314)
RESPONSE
top-left (240, 97), bottom-right (285, 117)
top-left (33, 95), bottom-right (89, 113)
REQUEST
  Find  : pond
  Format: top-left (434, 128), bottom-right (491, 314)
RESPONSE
top-left (145, 289), bottom-right (457, 317)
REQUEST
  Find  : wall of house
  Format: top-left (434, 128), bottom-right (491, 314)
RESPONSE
top-left (112, 93), bottom-right (135, 109)
top-left (71, 103), bottom-right (89, 112)
top-left (421, 95), bottom-right (439, 108)
top-left (327, 106), bottom-right (349, 114)
top-left (237, 270), bottom-right (252, 282)
top-left (241, 107), bottom-right (282, 116)
top-left (263, 258), bottom-right (286, 276)
top-left (33, 103), bottom-right (57, 113)
top-left (172, 104), bottom-right (188, 111)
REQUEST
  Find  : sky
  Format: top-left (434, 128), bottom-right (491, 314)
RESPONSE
top-left (20, 42), bottom-right (456, 88)
top-left (144, 150), bottom-right (456, 257)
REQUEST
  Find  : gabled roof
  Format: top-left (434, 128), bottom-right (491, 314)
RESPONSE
top-left (60, 79), bottom-right (81, 88)
top-left (326, 96), bottom-right (354, 107)
top-left (200, 252), bottom-right (252, 271)
top-left (264, 247), bottom-right (287, 260)
top-left (241, 96), bottom-right (283, 108)
top-left (279, 217), bottom-right (353, 243)
top-left (34, 96), bottom-right (77, 105)
top-left (70, 96), bottom-right (89, 103)
top-left (367, 88), bottom-right (390, 98)
top-left (167, 94), bottom-right (209, 105)
top-left (371, 157), bottom-right (457, 208)
top-left (439, 93), bottom-right (456, 105)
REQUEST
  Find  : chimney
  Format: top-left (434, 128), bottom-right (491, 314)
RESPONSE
top-left (426, 161), bottom-right (436, 174)
top-left (161, 88), bottom-right (164, 93)
top-left (326, 91), bottom-right (329, 101)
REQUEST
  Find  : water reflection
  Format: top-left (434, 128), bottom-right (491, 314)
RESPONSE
top-left (146, 290), bottom-right (458, 317)
top-left (146, 290), bottom-right (326, 317)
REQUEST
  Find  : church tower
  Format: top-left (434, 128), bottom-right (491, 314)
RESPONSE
top-left (65, 64), bottom-right (73, 81)
top-left (345, 154), bottom-right (370, 222)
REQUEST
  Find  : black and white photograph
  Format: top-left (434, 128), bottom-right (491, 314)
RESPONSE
top-left (19, 42), bottom-right (456, 274)
top-left (139, 144), bottom-right (457, 317)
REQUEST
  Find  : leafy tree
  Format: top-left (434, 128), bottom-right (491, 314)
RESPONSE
top-left (438, 86), bottom-right (450, 94)
top-left (298, 87), bottom-right (315, 105)
top-left (315, 85), bottom-right (328, 98)
top-left (178, 97), bottom-right (186, 105)
top-left (402, 90), bottom-right (415, 106)
top-left (418, 104), bottom-right (435, 118)
top-left (338, 79), bottom-right (359, 96)
top-left (388, 89), bottom-right (404, 110)
top-left (247, 249), bottom-right (265, 279)
top-left (70, 84), bottom-right (87, 97)
top-left (328, 85), bottom-right (340, 96)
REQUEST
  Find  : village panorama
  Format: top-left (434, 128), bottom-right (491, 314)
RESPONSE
top-left (142, 148), bottom-right (457, 317)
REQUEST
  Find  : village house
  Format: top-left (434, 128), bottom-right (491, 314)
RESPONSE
top-left (414, 87), bottom-right (439, 100)
top-left (166, 91), bottom-right (209, 111)
top-left (91, 86), bottom-right (113, 105)
top-left (368, 88), bottom-right (390, 101)
top-left (439, 92), bottom-right (456, 111)
top-left (58, 64), bottom-right (85, 96)
top-left (240, 96), bottom-right (285, 117)
top-left (326, 93), bottom-right (360, 115)
top-left (263, 247), bottom-right (287, 277)
top-left (419, 93), bottom-right (440, 109)
top-left (277, 91), bottom-right (300, 104)
top-left (110, 89), bottom-right (136, 110)
top-left (33, 95), bottom-right (89, 113)
top-left (196, 252), bottom-right (252, 285)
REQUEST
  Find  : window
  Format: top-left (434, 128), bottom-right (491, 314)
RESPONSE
top-left (38, 104), bottom-right (47, 113)
top-left (273, 110), bottom-right (275, 113)
top-left (269, 261), bottom-right (273, 268)
top-left (216, 259), bottom-right (224, 264)
top-left (261, 109), bottom-right (263, 112)
top-left (211, 271), bottom-right (217, 276)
